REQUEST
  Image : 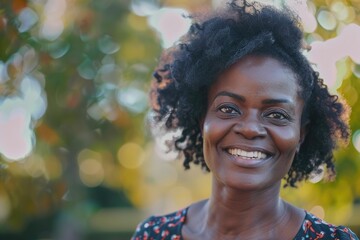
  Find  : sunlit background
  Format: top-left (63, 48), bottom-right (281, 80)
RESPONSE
top-left (0, 0), bottom-right (359, 239)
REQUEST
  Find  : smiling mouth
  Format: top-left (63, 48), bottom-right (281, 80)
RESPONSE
top-left (226, 148), bottom-right (269, 160)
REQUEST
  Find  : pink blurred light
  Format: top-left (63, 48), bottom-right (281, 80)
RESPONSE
top-left (307, 24), bottom-right (360, 88)
top-left (148, 8), bottom-right (191, 48)
top-left (0, 107), bottom-right (33, 160)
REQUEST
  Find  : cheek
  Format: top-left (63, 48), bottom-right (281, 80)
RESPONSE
top-left (202, 118), bottom-right (230, 167)
top-left (273, 126), bottom-right (301, 154)
top-left (270, 127), bottom-right (301, 177)
top-left (202, 121), bottom-right (216, 168)
top-left (203, 117), bottom-right (230, 145)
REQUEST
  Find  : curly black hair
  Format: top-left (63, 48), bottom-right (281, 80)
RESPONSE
top-left (150, 0), bottom-right (350, 187)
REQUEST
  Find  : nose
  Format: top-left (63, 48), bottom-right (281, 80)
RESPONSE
top-left (233, 113), bottom-right (266, 139)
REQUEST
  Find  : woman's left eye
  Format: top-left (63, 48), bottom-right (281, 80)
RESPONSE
top-left (266, 112), bottom-right (288, 120)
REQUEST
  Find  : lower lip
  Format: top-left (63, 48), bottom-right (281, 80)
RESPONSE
top-left (225, 152), bottom-right (271, 168)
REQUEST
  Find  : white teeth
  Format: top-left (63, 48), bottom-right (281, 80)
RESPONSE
top-left (227, 148), bottom-right (268, 160)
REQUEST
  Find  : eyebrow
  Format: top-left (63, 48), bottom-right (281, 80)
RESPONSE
top-left (214, 91), bottom-right (293, 105)
top-left (214, 91), bottom-right (245, 102)
top-left (261, 99), bottom-right (292, 104)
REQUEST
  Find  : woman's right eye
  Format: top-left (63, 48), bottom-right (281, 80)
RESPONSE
top-left (218, 106), bottom-right (238, 114)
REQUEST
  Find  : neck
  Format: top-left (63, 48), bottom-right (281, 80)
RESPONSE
top-left (204, 178), bottom-right (287, 238)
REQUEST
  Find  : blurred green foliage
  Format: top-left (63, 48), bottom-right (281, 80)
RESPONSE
top-left (0, 0), bottom-right (161, 238)
top-left (0, 0), bottom-right (359, 239)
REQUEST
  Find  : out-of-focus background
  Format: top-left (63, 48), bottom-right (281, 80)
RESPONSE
top-left (0, 0), bottom-right (359, 239)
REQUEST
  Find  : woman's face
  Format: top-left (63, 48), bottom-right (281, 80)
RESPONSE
top-left (202, 55), bottom-right (306, 190)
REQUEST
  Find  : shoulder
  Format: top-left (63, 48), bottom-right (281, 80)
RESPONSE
top-left (131, 208), bottom-right (188, 240)
top-left (296, 211), bottom-right (359, 240)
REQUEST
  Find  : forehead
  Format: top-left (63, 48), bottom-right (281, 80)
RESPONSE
top-left (209, 55), bottom-right (301, 101)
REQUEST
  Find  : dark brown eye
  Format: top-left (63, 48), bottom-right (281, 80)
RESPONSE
top-left (219, 106), bottom-right (238, 114)
top-left (267, 112), bottom-right (286, 120)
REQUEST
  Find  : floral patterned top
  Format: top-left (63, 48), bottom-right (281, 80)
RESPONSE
top-left (132, 207), bottom-right (359, 240)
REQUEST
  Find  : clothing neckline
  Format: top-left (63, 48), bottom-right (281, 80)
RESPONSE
top-left (179, 206), bottom-right (308, 239)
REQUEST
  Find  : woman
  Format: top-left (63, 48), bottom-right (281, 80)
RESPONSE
top-left (132, 0), bottom-right (359, 239)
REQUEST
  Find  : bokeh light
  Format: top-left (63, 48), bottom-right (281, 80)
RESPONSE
top-left (317, 10), bottom-right (337, 31)
top-left (147, 8), bottom-right (191, 48)
top-left (0, 103), bottom-right (34, 160)
top-left (288, 0), bottom-right (317, 33)
top-left (0, 85), bottom-right (46, 160)
top-left (97, 35), bottom-right (120, 55)
top-left (0, 192), bottom-right (11, 223)
top-left (0, 62), bottom-right (7, 84)
top-left (331, 1), bottom-right (350, 21)
top-left (309, 165), bottom-right (325, 184)
top-left (117, 142), bottom-right (145, 169)
top-left (149, 114), bottom-right (182, 161)
top-left (95, 63), bottom-right (121, 85)
top-left (131, 0), bottom-right (160, 17)
top-left (48, 42), bottom-right (71, 59)
top-left (306, 23), bottom-right (360, 89)
top-left (20, 75), bottom-right (47, 120)
top-left (77, 58), bottom-right (96, 80)
top-left (117, 87), bottom-right (147, 114)
top-left (352, 130), bottom-right (360, 153)
top-left (24, 154), bottom-right (47, 178)
top-left (17, 7), bottom-right (38, 33)
top-left (40, 0), bottom-right (66, 41)
top-left (78, 149), bottom-right (105, 187)
top-left (154, 131), bottom-right (181, 161)
top-left (310, 205), bottom-right (325, 219)
top-left (79, 158), bottom-right (105, 187)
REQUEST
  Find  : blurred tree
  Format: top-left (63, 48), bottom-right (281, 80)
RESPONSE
top-left (0, 0), bottom-right (161, 239)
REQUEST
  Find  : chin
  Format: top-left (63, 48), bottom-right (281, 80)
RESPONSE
top-left (218, 174), bottom-right (277, 192)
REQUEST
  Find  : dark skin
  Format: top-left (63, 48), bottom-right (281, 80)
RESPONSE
top-left (182, 55), bottom-right (307, 239)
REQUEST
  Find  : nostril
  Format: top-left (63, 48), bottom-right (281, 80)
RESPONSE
top-left (233, 121), bottom-right (266, 139)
